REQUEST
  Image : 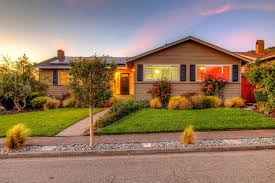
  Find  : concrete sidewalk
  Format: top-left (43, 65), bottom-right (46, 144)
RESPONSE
top-left (1, 129), bottom-right (275, 146)
top-left (56, 108), bottom-right (109, 137)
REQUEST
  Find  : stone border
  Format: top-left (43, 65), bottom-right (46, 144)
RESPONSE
top-left (1, 144), bottom-right (275, 159)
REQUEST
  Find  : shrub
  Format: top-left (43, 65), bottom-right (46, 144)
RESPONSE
top-left (150, 98), bottom-right (163, 109)
top-left (147, 79), bottom-right (172, 107)
top-left (201, 73), bottom-right (226, 96)
top-left (181, 125), bottom-right (195, 144)
top-left (206, 96), bottom-right (222, 108)
top-left (224, 97), bottom-right (245, 108)
top-left (168, 96), bottom-right (182, 110)
top-left (181, 92), bottom-right (198, 98)
top-left (31, 96), bottom-right (49, 109)
top-left (43, 98), bottom-right (60, 110)
top-left (246, 61), bottom-right (275, 109)
top-left (189, 95), bottom-right (211, 109)
top-left (95, 99), bottom-right (149, 128)
top-left (26, 92), bottom-right (40, 108)
top-left (5, 123), bottom-right (30, 150)
top-left (104, 96), bottom-right (118, 107)
top-left (178, 97), bottom-right (192, 110)
top-left (63, 96), bottom-right (76, 108)
top-left (254, 90), bottom-right (268, 102)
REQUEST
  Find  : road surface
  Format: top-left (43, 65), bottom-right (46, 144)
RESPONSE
top-left (1, 150), bottom-right (275, 183)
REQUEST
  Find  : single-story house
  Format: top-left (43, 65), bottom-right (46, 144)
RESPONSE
top-left (36, 36), bottom-right (252, 100)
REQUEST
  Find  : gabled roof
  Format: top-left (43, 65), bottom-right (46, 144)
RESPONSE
top-left (36, 56), bottom-right (128, 69)
top-left (126, 36), bottom-right (252, 63)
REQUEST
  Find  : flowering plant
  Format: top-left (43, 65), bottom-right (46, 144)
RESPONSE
top-left (201, 73), bottom-right (226, 96)
top-left (147, 79), bottom-right (172, 107)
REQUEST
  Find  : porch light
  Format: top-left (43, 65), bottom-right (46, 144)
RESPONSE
top-left (132, 69), bottom-right (135, 72)
top-left (115, 72), bottom-right (120, 77)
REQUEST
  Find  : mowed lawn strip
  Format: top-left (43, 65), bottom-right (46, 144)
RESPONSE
top-left (0, 108), bottom-right (103, 137)
top-left (98, 108), bottom-right (275, 134)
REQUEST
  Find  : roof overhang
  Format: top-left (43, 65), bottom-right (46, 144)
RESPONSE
top-left (126, 36), bottom-right (252, 64)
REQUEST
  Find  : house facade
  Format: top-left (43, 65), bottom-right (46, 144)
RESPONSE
top-left (36, 36), bottom-right (251, 100)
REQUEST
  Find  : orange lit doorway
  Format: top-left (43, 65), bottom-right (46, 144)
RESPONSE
top-left (120, 73), bottom-right (129, 95)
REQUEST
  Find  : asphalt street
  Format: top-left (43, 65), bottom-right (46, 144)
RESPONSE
top-left (1, 150), bottom-right (275, 183)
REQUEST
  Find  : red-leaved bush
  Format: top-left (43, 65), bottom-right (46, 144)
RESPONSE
top-left (147, 79), bottom-right (172, 107)
top-left (201, 73), bottom-right (226, 96)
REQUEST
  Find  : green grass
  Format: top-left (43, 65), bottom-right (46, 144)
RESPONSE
top-left (98, 108), bottom-right (275, 134)
top-left (0, 108), bottom-right (103, 137)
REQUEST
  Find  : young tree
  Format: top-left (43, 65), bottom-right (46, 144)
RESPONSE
top-left (68, 56), bottom-right (116, 146)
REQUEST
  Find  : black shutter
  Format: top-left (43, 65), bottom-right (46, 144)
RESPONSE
top-left (232, 65), bottom-right (239, 82)
top-left (53, 70), bottom-right (58, 85)
top-left (190, 64), bottom-right (196, 81)
top-left (137, 64), bottom-right (143, 81)
top-left (180, 64), bottom-right (186, 81)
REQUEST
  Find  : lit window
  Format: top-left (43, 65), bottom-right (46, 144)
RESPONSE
top-left (197, 65), bottom-right (231, 81)
top-left (59, 70), bottom-right (69, 85)
top-left (144, 65), bottom-right (179, 81)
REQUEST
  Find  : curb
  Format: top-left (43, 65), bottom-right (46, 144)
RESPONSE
top-left (1, 144), bottom-right (275, 159)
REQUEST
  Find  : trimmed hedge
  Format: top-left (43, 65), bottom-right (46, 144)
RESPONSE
top-left (95, 100), bottom-right (149, 128)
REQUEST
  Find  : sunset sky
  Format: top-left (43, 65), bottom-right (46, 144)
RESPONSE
top-left (0, 0), bottom-right (275, 62)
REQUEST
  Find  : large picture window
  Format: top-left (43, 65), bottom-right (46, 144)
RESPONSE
top-left (197, 65), bottom-right (231, 81)
top-left (144, 65), bottom-right (179, 81)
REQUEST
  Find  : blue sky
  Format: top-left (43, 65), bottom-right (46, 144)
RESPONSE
top-left (0, 0), bottom-right (275, 62)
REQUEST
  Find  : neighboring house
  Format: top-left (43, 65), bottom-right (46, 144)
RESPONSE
top-left (36, 36), bottom-right (251, 100)
top-left (237, 40), bottom-right (275, 63)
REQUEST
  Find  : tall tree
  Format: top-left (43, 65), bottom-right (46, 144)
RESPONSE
top-left (0, 55), bottom-right (48, 111)
top-left (68, 56), bottom-right (116, 146)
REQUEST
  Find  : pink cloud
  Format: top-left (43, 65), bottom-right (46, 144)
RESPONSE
top-left (200, 4), bottom-right (233, 16)
top-left (201, 2), bottom-right (275, 16)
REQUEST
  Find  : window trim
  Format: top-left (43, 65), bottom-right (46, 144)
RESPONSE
top-left (195, 64), bottom-right (232, 82)
top-left (143, 64), bottom-right (180, 81)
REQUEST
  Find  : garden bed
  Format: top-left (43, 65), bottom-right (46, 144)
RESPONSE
top-left (98, 108), bottom-right (275, 134)
top-left (2, 137), bottom-right (275, 153)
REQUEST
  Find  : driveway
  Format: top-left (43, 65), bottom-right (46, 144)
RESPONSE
top-left (1, 150), bottom-right (275, 183)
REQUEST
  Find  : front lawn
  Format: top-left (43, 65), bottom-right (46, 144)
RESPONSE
top-left (98, 108), bottom-right (275, 134)
top-left (0, 108), bottom-right (102, 137)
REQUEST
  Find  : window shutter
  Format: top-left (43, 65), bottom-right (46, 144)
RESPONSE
top-left (53, 70), bottom-right (58, 85)
top-left (137, 64), bottom-right (143, 81)
top-left (190, 64), bottom-right (196, 81)
top-left (180, 64), bottom-right (186, 81)
top-left (232, 65), bottom-right (239, 82)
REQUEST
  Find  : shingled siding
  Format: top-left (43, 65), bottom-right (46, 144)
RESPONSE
top-left (133, 40), bottom-right (242, 100)
top-left (48, 85), bottom-right (69, 97)
top-left (134, 82), bottom-right (241, 100)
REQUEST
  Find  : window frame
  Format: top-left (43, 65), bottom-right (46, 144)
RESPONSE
top-left (143, 64), bottom-right (180, 81)
top-left (195, 64), bottom-right (232, 82)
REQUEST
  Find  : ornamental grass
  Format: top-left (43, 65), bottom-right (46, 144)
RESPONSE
top-left (5, 123), bottom-right (30, 150)
top-left (181, 125), bottom-right (195, 144)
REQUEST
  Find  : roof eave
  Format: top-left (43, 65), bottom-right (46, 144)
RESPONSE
top-left (126, 36), bottom-right (252, 64)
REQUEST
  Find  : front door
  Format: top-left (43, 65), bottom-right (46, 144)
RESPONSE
top-left (120, 73), bottom-right (129, 95)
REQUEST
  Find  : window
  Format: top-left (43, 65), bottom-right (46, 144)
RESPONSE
top-left (59, 70), bottom-right (69, 85)
top-left (197, 65), bottom-right (231, 81)
top-left (144, 65), bottom-right (179, 81)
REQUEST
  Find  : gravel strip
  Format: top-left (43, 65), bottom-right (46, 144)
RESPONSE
top-left (2, 137), bottom-right (275, 153)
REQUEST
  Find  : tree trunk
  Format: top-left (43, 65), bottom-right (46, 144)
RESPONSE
top-left (89, 107), bottom-right (94, 147)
